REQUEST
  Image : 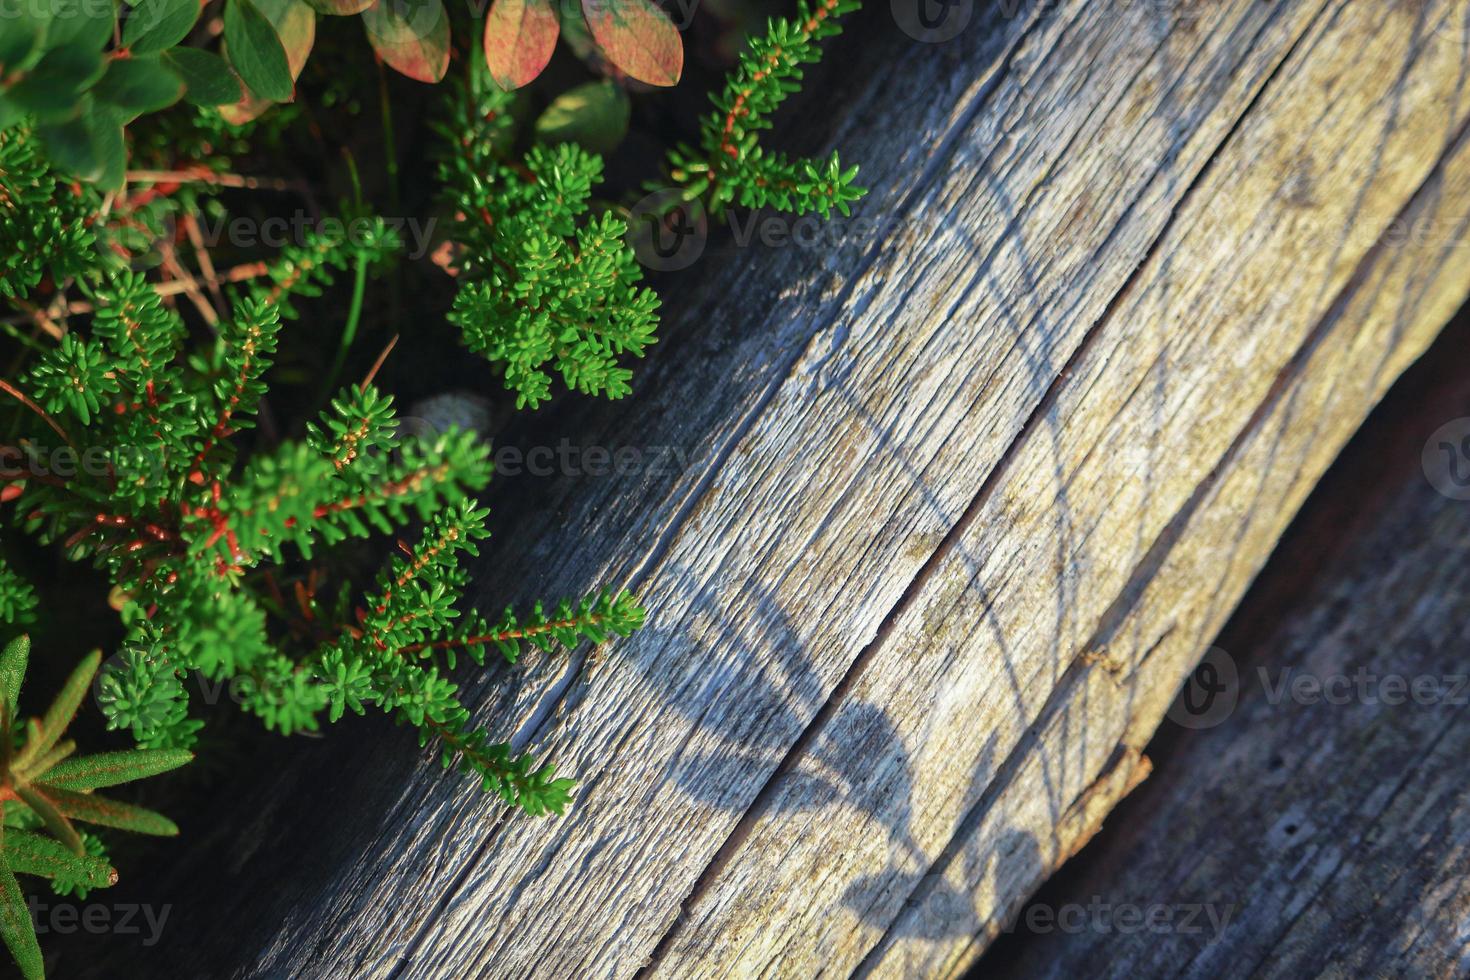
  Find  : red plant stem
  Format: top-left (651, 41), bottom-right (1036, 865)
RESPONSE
top-left (397, 612), bottom-right (613, 658)
top-left (714, 0), bottom-right (841, 163)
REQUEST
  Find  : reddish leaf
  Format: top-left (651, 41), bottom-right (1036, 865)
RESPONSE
top-left (581, 0), bottom-right (681, 87)
top-left (262, 0), bottom-right (317, 79)
top-left (482, 0), bottom-right (559, 90)
top-left (363, 0), bottom-right (450, 83)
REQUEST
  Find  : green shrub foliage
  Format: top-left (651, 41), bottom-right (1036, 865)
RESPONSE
top-left (0, 0), bottom-right (863, 972)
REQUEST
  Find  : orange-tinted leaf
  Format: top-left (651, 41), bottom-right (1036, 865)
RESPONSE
top-left (581, 0), bottom-right (681, 87)
top-left (482, 0), bottom-right (559, 90)
top-left (261, 0), bottom-right (317, 79)
top-left (362, 0), bottom-right (450, 84)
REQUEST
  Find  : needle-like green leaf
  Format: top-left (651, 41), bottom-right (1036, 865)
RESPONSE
top-left (32, 786), bottom-right (179, 837)
top-left (0, 867), bottom-right (41, 980)
top-left (0, 636), bottom-right (28, 721)
top-left (40, 747), bottom-right (193, 791)
top-left (3, 829), bottom-right (114, 888)
top-left (14, 785), bottom-right (82, 856)
top-left (13, 650), bottom-right (99, 772)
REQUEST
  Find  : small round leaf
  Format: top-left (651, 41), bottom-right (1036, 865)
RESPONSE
top-left (122, 0), bottom-right (202, 55)
top-left (482, 0), bottom-right (559, 90)
top-left (362, 0), bottom-right (450, 84)
top-left (581, 0), bottom-right (682, 87)
top-left (163, 48), bottom-right (243, 106)
top-left (534, 79), bottom-right (629, 153)
top-left (94, 55), bottom-right (186, 119)
top-left (223, 0), bottom-right (294, 101)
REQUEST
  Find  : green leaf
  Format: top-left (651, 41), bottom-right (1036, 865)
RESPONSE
top-left (36, 98), bottom-right (125, 186)
top-left (7, 42), bottom-right (105, 122)
top-left (42, 747), bottom-right (194, 791)
top-left (302, 0), bottom-right (372, 13)
top-left (36, 109), bottom-right (101, 180)
top-left (23, 740), bottom-right (76, 780)
top-left (0, 94), bottom-right (22, 130)
top-left (13, 650), bottom-right (99, 772)
top-left (362, 0), bottom-right (449, 84)
top-left (482, 0), bottom-right (558, 90)
top-left (31, 786), bottom-right (180, 837)
top-left (41, 0), bottom-right (116, 51)
top-left (15, 784), bottom-right (83, 855)
top-left (223, 0), bottom-right (293, 102)
top-left (94, 55), bottom-right (185, 118)
top-left (0, 868), bottom-right (42, 980)
top-left (85, 102), bottom-right (127, 190)
top-left (123, 0), bottom-right (202, 54)
top-left (164, 48), bottom-right (244, 106)
top-left (534, 80), bottom-right (629, 154)
top-left (254, 0), bottom-right (315, 79)
top-left (0, 636), bottom-right (28, 723)
top-left (0, 19), bottom-right (41, 73)
top-left (3, 829), bottom-right (114, 888)
top-left (581, 0), bottom-right (682, 87)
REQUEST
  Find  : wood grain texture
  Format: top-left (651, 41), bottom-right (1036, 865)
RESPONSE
top-left (987, 322), bottom-right (1470, 980)
top-left (72, 1), bottom-right (1470, 977)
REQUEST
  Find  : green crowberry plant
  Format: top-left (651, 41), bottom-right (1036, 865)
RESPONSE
top-left (1, 206), bottom-right (642, 811)
top-left (440, 0), bottom-right (865, 408)
top-left (0, 0), bottom-right (866, 970)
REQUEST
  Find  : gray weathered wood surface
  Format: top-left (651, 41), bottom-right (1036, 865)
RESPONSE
top-left (986, 321), bottom-right (1470, 979)
top-left (79, 0), bottom-right (1470, 976)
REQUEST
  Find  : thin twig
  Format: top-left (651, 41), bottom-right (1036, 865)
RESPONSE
top-left (183, 213), bottom-right (227, 315)
top-left (159, 241), bottom-right (220, 326)
top-left (0, 261), bottom-right (270, 326)
top-left (0, 379), bottom-right (75, 450)
top-left (361, 334), bottom-right (398, 391)
top-left (125, 169), bottom-right (303, 193)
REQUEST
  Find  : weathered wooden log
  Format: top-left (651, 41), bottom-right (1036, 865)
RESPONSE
top-left (986, 315), bottom-right (1470, 979)
top-left (75, 0), bottom-right (1470, 976)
